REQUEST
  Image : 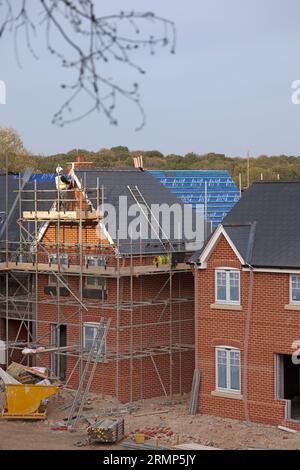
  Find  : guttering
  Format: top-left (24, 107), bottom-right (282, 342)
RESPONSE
top-left (242, 266), bottom-right (300, 274)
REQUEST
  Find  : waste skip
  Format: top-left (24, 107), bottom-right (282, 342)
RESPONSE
top-left (1, 383), bottom-right (58, 420)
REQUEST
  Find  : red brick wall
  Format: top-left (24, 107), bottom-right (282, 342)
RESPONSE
top-left (36, 270), bottom-right (194, 402)
top-left (194, 234), bottom-right (300, 427)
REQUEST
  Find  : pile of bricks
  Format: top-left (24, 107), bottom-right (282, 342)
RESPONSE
top-left (133, 426), bottom-right (173, 439)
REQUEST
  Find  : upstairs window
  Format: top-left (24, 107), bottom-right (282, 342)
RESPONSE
top-left (215, 269), bottom-right (240, 304)
top-left (290, 275), bottom-right (300, 303)
top-left (86, 255), bottom-right (106, 268)
top-left (48, 254), bottom-right (68, 266)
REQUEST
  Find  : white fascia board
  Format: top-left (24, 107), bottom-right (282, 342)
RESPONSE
top-left (243, 267), bottom-right (300, 274)
top-left (197, 224), bottom-right (245, 268)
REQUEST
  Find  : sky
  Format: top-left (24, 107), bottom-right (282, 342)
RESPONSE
top-left (1, 0), bottom-right (300, 157)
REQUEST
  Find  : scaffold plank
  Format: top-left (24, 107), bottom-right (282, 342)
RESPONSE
top-left (22, 210), bottom-right (98, 220)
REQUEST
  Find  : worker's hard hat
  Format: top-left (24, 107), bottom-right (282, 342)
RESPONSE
top-left (56, 166), bottom-right (63, 174)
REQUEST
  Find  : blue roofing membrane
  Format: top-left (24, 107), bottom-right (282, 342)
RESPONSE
top-left (149, 170), bottom-right (240, 227)
top-left (26, 173), bottom-right (56, 183)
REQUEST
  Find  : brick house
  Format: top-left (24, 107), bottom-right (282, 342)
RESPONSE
top-left (189, 181), bottom-right (300, 428)
top-left (0, 168), bottom-right (196, 403)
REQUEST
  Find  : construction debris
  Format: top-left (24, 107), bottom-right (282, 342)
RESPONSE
top-left (7, 362), bottom-right (49, 384)
top-left (104, 403), bottom-right (140, 415)
top-left (87, 418), bottom-right (125, 444)
top-left (0, 367), bottom-right (20, 385)
top-left (61, 401), bottom-right (140, 415)
top-left (132, 426), bottom-right (173, 439)
top-left (278, 426), bottom-right (297, 433)
top-left (121, 440), bottom-right (172, 450)
top-left (74, 438), bottom-right (89, 447)
top-left (173, 442), bottom-right (221, 450)
top-left (133, 409), bottom-right (170, 418)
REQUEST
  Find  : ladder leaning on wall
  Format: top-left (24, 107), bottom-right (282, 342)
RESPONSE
top-left (67, 316), bottom-right (112, 429)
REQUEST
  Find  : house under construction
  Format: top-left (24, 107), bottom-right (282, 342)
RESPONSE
top-left (0, 164), bottom-right (197, 403)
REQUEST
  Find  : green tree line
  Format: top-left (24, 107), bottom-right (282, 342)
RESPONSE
top-left (1, 128), bottom-right (300, 188)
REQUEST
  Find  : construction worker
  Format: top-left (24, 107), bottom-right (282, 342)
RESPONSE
top-left (55, 166), bottom-right (71, 210)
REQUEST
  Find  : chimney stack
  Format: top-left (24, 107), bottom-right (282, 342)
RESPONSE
top-left (133, 155), bottom-right (144, 171)
top-left (66, 154), bottom-right (93, 173)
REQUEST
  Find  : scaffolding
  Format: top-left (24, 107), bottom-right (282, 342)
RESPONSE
top-left (0, 173), bottom-right (195, 404)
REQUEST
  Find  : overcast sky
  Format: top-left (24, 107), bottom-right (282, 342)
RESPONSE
top-left (1, 0), bottom-right (300, 157)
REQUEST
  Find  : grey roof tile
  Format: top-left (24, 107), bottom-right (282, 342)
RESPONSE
top-left (190, 181), bottom-right (300, 268)
top-left (75, 169), bottom-right (188, 254)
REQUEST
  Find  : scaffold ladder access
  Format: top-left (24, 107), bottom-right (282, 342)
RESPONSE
top-left (67, 317), bottom-right (112, 429)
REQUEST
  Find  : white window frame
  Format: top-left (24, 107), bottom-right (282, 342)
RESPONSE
top-left (215, 346), bottom-right (241, 393)
top-left (85, 276), bottom-right (106, 290)
top-left (48, 253), bottom-right (68, 266)
top-left (86, 254), bottom-right (106, 268)
top-left (215, 268), bottom-right (240, 305)
top-left (83, 322), bottom-right (107, 356)
top-left (290, 274), bottom-right (300, 304)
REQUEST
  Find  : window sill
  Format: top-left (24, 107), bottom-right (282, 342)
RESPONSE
top-left (211, 390), bottom-right (243, 400)
top-left (210, 303), bottom-right (242, 311)
top-left (285, 304), bottom-right (300, 311)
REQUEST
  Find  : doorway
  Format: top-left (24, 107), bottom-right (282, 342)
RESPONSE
top-left (276, 354), bottom-right (300, 420)
top-left (51, 324), bottom-right (67, 381)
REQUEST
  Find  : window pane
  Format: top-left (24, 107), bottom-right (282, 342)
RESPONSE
top-left (97, 277), bottom-right (106, 289)
top-left (49, 274), bottom-right (57, 285)
top-left (230, 350), bottom-right (240, 391)
top-left (217, 349), bottom-right (227, 389)
top-left (60, 255), bottom-right (68, 266)
top-left (230, 272), bottom-right (239, 302)
top-left (86, 276), bottom-right (96, 287)
top-left (84, 326), bottom-right (95, 351)
top-left (96, 327), bottom-right (105, 354)
top-left (292, 275), bottom-right (300, 302)
top-left (85, 276), bottom-right (106, 290)
top-left (216, 271), bottom-right (226, 301)
top-left (84, 324), bottom-right (106, 355)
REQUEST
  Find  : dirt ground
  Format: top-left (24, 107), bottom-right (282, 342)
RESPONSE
top-left (1, 389), bottom-right (300, 450)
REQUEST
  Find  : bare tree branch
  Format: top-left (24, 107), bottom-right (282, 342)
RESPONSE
top-left (0, 0), bottom-right (176, 130)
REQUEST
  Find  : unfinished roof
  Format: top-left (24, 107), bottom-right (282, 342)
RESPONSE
top-left (74, 169), bottom-right (188, 254)
top-left (0, 173), bottom-right (21, 244)
top-left (190, 181), bottom-right (300, 268)
top-left (0, 172), bottom-right (54, 249)
top-left (149, 170), bottom-right (240, 227)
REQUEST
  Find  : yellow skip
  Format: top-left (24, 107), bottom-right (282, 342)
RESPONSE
top-left (1, 384), bottom-right (58, 420)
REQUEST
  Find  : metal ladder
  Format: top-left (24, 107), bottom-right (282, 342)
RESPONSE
top-left (127, 185), bottom-right (174, 252)
top-left (67, 316), bottom-right (111, 429)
